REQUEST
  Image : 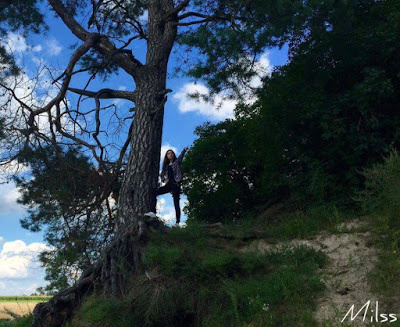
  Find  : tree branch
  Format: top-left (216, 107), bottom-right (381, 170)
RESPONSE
top-left (164, 0), bottom-right (191, 20)
top-left (68, 88), bottom-right (136, 102)
top-left (48, 0), bottom-right (143, 78)
top-left (27, 33), bottom-right (102, 127)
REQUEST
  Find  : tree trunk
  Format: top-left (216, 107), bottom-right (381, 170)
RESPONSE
top-left (117, 66), bottom-right (167, 229)
top-left (31, 1), bottom-right (177, 325)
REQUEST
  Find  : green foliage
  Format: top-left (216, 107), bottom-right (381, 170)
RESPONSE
top-left (0, 315), bottom-right (33, 327)
top-left (0, 0), bottom-right (46, 80)
top-left (79, 49), bottom-right (121, 82)
top-left (14, 145), bottom-right (115, 293)
top-left (245, 203), bottom-right (349, 241)
top-left (356, 149), bottom-right (400, 304)
top-left (183, 0), bottom-right (400, 221)
top-left (182, 119), bottom-right (263, 222)
top-left (72, 296), bottom-right (137, 327)
top-left (358, 149), bottom-right (400, 217)
top-left (74, 223), bottom-right (327, 327)
top-left (176, 0), bottom-right (319, 95)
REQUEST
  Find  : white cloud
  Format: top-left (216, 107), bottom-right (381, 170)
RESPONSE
top-left (0, 181), bottom-right (27, 214)
top-left (46, 38), bottom-right (62, 56)
top-left (4, 32), bottom-right (28, 53)
top-left (0, 240), bottom-right (51, 279)
top-left (156, 198), bottom-right (175, 225)
top-left (173, 52), bottom-right (272, 121)
top-left (249, 52), bottom-right (273, 88)
top-left (156, 196), bottom-right (188, 226)
top-left (173, 83), bottom-right (237, 121)
top-left (1, 33), bottom-right (43, 55)
top-left (32, 45), bottom-right (42, 52)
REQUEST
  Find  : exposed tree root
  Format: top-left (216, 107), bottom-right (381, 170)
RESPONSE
top-left (31, 216), bottom-right (167, 327)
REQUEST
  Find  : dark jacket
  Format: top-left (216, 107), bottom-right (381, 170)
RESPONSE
top-left (161, 148), bottom-right (188, 184)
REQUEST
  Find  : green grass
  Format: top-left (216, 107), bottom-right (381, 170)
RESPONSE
top-left (365, 213), bottom-right (400, 313)
top-left (0, 315), bottom-right (33, 327)
top-left (197, 202), bottom-right (358, 244)
top-left (353, 150), bottom-right (400, 312)
top-left (72, 220), bottom-right (329, 327)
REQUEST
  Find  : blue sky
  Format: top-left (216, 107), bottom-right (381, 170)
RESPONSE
top-left (0, 4), bottom-right (288, 295)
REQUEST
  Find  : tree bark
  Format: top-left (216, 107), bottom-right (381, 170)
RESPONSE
top-left (116, 66), bottom-right (167, 229)
top-left (31, 0), bottom-right (178, 325)
top-left (116, 0), bottom-right (177, 229)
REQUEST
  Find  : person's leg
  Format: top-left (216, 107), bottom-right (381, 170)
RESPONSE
top-left (172, 188), bottom-right (181, 224)
top-left (156, 183), bottom-right (171, 196)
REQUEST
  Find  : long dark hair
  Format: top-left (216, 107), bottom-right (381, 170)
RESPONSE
top-left (162, 149), bottom-right (177, 172)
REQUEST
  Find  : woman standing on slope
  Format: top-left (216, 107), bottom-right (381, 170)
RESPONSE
top-left (155, 147), bottom-right (189, 227)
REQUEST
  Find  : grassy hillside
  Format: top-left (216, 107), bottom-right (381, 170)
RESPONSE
top-left (4, 196), bottom-right (399, 326)
top-left (67, 203), bottom-right (355, 327)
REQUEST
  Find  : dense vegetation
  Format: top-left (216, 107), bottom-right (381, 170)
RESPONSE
top-left (182, 0), bottom-right (400, 222)
top-left (357, 150), bottom-right (400, 312)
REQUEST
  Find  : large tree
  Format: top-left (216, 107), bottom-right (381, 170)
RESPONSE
top-left (0, 0), bottom-right (322, 325)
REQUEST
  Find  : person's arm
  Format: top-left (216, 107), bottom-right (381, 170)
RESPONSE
top-left (177, 146), bottom-right (189, 165)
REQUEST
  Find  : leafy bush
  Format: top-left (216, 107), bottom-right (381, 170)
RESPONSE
top-left (356, 149), bottom-right (400, 305)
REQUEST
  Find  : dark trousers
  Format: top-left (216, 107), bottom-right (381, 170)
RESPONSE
top-left (156, 182), bottom-right (181, 224)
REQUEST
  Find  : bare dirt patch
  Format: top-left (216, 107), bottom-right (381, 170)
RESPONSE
top-left (239, 219), bottom-right (380, 326)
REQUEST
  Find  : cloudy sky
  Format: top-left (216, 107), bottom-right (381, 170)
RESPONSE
top-left (0, 4), bottom-right (288, 295)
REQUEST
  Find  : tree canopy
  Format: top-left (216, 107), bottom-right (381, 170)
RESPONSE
top-left (183, 0), bottom-right (400, 221)
top-left (0, 0), bottom-right (46, 80)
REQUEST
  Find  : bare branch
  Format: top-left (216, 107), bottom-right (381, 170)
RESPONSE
top-left (26, 33), bottom-right (102, 127)
top-left (177, 11), bottom-right (210, 20)
top-left (164, 0), bottom-right (191, 20)
top-left (68, 88), bottom-right (136, 101)
top-left (48, 0), bottom-right (143, 78)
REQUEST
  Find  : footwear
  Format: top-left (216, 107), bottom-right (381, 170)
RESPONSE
top-left (144, 212), bottom-right (157, 218)
top-left (172, 223), bottom-right (180, 228)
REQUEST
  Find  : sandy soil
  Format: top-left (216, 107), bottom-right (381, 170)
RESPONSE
top-left (240, 219), bottom-right (382, 326)
top-left (0, 301), bottom-right (39, 319)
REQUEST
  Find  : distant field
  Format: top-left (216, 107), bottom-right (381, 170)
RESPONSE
top-left (0, 296), bottom-right (50, 319)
